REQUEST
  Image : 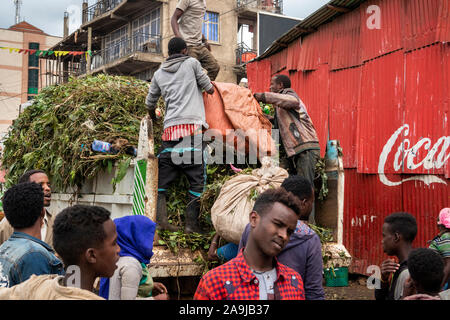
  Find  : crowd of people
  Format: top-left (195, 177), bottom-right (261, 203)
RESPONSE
top-left (0, 169), bottom-right (448, 300)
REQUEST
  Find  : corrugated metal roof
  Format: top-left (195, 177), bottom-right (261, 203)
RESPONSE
top-left (359, 0), bottom-right (403, 62)
top-left (437, 0), bottom-right (450, 42)
top-left (403, 0), bottom-right (441, 51)
top-left (257, 0), bottom-right (365, 60)
top-left (297, 21), bottom-right (334, 71)
top-left (330, 7), bottom-right (361, 70)
top-left (256, 0), bottom-right (450, 62)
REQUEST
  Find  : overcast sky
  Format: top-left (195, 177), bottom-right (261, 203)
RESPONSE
top-left (0, 0), bottom-right (329, 37)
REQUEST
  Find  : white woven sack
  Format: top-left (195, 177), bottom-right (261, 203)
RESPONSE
top-left (211, 157), bottom-right (288, 244)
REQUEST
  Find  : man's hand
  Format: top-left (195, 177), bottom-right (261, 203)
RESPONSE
top-left (206, 86), bottom-right (215, 95)
top-left (253, 92), bottom-right (264, 102)
top-left (380, 259), bottom-right (399, 282)
top-left (402, 276), bottom-right (416, 298)
top-left (153, 282), bottom-right (168, 295)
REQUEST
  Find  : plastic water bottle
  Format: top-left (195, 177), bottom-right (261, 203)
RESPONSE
top-left (92, 140), bottom-right (112, 153)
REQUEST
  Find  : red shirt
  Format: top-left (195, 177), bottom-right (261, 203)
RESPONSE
top-left (194, 250), bottom-right (305, 300)
top-left (162, 124), bottom-right (202, 141)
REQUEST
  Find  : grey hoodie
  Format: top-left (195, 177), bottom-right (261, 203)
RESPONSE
top-left (146, 55), bottom-right (213, 130)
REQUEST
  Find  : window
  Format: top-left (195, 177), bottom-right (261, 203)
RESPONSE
top-left (132, 7), bottom-right (161, 50)
top-left (28, 69), bottom-right (39, 94)
top-left (203, 11), bottom-right (219, 42)
top-left (104, 24), bottom-right (129, 62)
top-left (28, 43), bottom-right (39, 67)
top-left (28, 42), bottom-right (39, 96)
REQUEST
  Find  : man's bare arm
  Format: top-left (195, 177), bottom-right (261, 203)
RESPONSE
top-left (171, 8), bottom-right (184, 38)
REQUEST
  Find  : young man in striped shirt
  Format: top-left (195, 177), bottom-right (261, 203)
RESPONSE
top-left (146, 37), bottom-right (214, 233)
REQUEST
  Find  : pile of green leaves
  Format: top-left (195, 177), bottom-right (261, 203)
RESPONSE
top-left (315, 157), bottom-right (329, 201)
top-left (1, 74), bottom-right (151, 191)
top-left (309, 224), bottom-right (334, 245)
top-left (157, 164), bottom-right (256, 253)
top-left (309, 224), bottom-right (336, 270)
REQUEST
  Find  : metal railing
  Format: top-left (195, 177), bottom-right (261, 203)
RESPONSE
top-left (236, 0), bottom-right (283, 14)
top-left (236, 42), bottom-right (257, 65)
top-left (79, 32), bottom-right (161, 74)
top-left (83, 0), bottom-right (124, 23)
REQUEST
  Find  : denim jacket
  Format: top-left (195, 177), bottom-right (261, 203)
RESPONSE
top-left (0, 232), bottom-right (64, 288)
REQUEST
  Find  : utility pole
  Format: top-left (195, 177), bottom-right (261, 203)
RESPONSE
top-left (13, 0), bottom-right (22, 24)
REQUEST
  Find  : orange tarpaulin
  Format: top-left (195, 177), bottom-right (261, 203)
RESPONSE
top-left (203, 82), bottom-right (276, 160)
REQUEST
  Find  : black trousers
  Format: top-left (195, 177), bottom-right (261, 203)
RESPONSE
top-left (157, 135), bottom-right (206, 198)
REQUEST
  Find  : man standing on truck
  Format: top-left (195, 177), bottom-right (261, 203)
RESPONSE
top-left (253, 75), bottom-right (320, 222)
top-left (171, 0), bottom-right (220, 81)
top-left (253, 75), bottom-right (320, 186)
top-left (146, 37), bottom-right (214, 233)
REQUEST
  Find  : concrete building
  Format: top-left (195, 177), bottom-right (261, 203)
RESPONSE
top-left (0, 21), bottom-right (61, 135)
top-left (45, 0), bottom-right (284, 85)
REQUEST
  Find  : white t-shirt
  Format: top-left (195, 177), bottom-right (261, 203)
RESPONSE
top-left (252, 268), bottom-right (277, 300)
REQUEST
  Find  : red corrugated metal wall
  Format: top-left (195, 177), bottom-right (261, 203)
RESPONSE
top-left (293, 65), bottom-right (329, 158)
top-left (329, 67), bottom-right (361, 168)
top-left (247, 0), bottom-right (449, 274)
top-left (357, 50), bottom-right (405, 174)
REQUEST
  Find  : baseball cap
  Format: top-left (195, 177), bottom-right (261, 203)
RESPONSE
top-left (437, 208), bottom-right (450, 229)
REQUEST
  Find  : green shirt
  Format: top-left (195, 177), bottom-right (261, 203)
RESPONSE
top-left (429, 232), bottom-right (450, 258)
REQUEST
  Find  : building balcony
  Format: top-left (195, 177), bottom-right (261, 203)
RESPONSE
top-left (81, 0), bottom-right (162, 35)
top-left (82, 0), bottom-right (124, 24)
top-left (234, 42), bottom-right (257, 78)
top-left (236, 42), bottom-right (257, 65)
top-left (78, 32), bottom-right (163, 76)
top-left (237, 0), bottom-right (283, 16)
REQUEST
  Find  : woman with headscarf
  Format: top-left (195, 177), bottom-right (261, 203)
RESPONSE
top-left (99, 215), bottom-right (169, 300)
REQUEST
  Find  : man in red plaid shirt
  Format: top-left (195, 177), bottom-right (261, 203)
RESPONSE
top-left (194, 188), bottom-right (305, 300)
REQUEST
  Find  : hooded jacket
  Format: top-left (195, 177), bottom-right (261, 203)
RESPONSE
top-left (260, 88), bottom-right (320, 157)
top-left (238, 220), bottom-right (325, 300)
top-left (146, 55), bottom-right (213, 130)
top-left (99, 215), bottom-right (156, 300)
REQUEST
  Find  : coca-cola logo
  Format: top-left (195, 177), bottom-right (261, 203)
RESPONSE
top-left (378, 124), bottom-right (449, 186)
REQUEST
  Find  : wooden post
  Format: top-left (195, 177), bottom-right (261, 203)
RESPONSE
top-left (63, 57), bottom-right (69, 83)
top-left (144, 115), bottom-right (158, 222)
top-left (87, 27), bottom-right (92, 74)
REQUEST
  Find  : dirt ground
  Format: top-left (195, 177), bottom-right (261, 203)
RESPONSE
top-left (324, 274), bottom-right (374, 300)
